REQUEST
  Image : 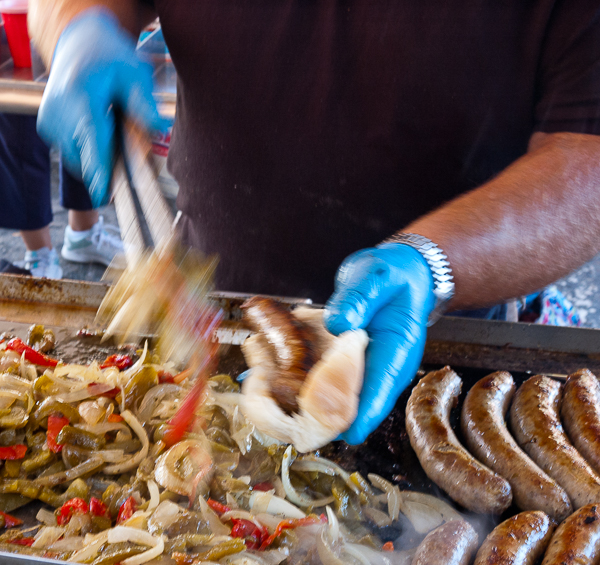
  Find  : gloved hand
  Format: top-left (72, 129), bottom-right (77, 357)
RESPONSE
top-left (324, 243), bottom-right (436, 444)
top-left (37, 8), bottom-right (166, 208)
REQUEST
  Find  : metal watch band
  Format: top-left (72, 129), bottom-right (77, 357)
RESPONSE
top-left (382, 233), bottom-right (455, 326)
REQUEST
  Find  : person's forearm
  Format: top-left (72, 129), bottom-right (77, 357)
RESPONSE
top-left (28, 0), bottom-right (154, 67)
top-left (406, 131), bottom-right (600, 311)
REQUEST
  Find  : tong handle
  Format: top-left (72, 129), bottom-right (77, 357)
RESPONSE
top-left (111, 119), bottom-right (175, 267)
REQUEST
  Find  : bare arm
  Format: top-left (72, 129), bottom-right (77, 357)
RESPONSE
top-left (407, 131), bottom-right (600, 311)
top-left (28, 0), bottom-right (156, 67)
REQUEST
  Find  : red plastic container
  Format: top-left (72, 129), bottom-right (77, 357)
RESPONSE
top-left (0, 0), bottom-right (31, 68)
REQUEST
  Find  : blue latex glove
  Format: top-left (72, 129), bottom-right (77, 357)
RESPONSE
top-left (324, 243), bottom-right (436, 444)
top-left (37, 8), bottom-right (166, 208)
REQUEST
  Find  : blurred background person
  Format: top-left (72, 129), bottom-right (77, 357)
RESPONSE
top-left (0, 112), bottom-right (123, 278)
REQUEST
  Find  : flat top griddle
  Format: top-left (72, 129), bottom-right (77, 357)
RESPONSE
top-left (1, 274), bottom-right (600, 562)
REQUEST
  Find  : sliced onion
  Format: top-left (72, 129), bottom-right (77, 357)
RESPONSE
top-left (317, 509), bottom-right (344, 565)
top-left (94, 449), bottom-right (125, 463)
top-left (55, 383), bottom-right (115, 404)
top-left (293, 455), bottom-right (360, 496)
top-left (344, 544), bottom-right (401, 565)
top-left (49, 536), bottom-right (84, 552)
top-left (70, 531), bottom-right (109, 563)
top-left (398, 491), bottom-right (463, 534)
top-left (196, 495), bottom-right (231, 536)
top-left (36, 508), bottom-right (57, 526)
top-left (147, 500), bottom-right (183, 535)
top-left (255, 513), bottom-right (283, 531)
top-left (282, 446), bottom-right (335, 508)
top-left (220, 510), bottom-right (266, 532)
top-left (249, 491), bottom-right (306, 519)
top-left (147, 479), bottom-right (160, 511)
top-left (34, 456), bottom-right (104, 487)
top-left (363, 507), bottom-right (392, 528)
top-left (0, 373), bottom-right (32, 391)
top-left (78, 400), bottom-right (106, 426)
top-left (0, 391), bottom-right (28, 404)
top-left (137, 384), bottom-right (180, 423)
top-left (32, 526), bottom-right (64, 548)
top-left (108, 526), bottom-right (165, 565)
top-left (154, 439), bottom-right (212, 497)
top-left (103, 410), bottom-right (149, 474)
top-left (368, 474), bottom-right (400, 521)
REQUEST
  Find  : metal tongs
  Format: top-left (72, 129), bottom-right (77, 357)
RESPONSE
top-left (111, 119), bottom-right (175, 266)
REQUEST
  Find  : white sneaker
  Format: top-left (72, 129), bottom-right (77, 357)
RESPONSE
top-left (61, 216), bottom-right (124, 267)
top-left (23, 247), bottom-right (63, 279)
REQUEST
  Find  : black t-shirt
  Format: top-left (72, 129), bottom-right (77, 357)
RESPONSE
top-left (152, 0), bottom-right (600, 303)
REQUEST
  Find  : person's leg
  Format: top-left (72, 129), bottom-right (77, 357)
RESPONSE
top-left (20, 227), bottom-right (52, 251)
top-left (60, 163), bottom-right (124, 266)
top-left (0, 113), bottom-right (61, 278)
top-left (68, 209), bottom-right (99, 231)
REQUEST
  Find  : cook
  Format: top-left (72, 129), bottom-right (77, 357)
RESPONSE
top-left (28, 0), bottom-right (600, 445)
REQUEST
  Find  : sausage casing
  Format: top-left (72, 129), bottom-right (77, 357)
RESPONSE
top-left (412, 520), bottom-right (479, 565)
top-left (242, 297), bottom-right (318, 412)
top-left (406, 366), bottom-right (512, 514)
top-left (542, 503), bottom-right (600, 564)
top-left (561, 369), bottom-right (600, 475)
top-left (461, 372), bottom-right (571, 521)
top-left (510, 375), bottom-right (600, 509)
top-left (474, 510), bottom-right (554, 565)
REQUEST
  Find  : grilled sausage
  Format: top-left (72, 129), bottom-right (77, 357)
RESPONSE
top-left (561, 369), bottom-right (600, 475)
top-left (510, 375), bottom-right (600, 509)
top-left (242, 297), bottom-right (318, 413)
top-left (541, 503), bottom-right (600, 564)
top-left (461, 372), bottom-right (572, 521)
top-left (406, 367), bottom-right (512, 514)
top-left (474, 510), bottom-right (554, 565)
top-left (412, 520), bottom-right (478, 565)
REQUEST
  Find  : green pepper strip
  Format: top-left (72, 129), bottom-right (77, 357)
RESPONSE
top-left (0, 479), bottom-right (64, 507)
top-left (33, 400), bottom-right (80, 427)
top-left (173, 538), bottom-right (246, 564)
top-left (91, 543), bottom-right (146, 565)
top-left (56, 426), bottom-right (105, 450)
top-left (21, 449), bottom-right (54, 474)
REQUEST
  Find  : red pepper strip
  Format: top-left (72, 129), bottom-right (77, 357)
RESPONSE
top-left (100, 354), bottom-right (133, 371)
top-left (56, 498), bottom-right (89, 526)
top-left (117, 496), bottom-right (137, 523)
top-left (89, 497), bottom-right (108, 517)
top-left (163, 374), bottom-right (207, 447)
top-left (230, 518), bottom-right (268, 550)
top-left (107, 413), bottom-right (123, 423)
top-left (47, 413), bottom-right (70, 454)
top-left (5, 338), bottom-right (58, 367)
top-left (382, 541), bottom-right (394, 552)
top-left (206, 499), bottom-right (231, 515)
top-left (0, 445), bottom-right (27, 460)
top-left (158, 370), bottom-right (175, 384)
top-left (252, 482), bottom-right (274, 492)
top-left (0, 511), bottom-right (22, 528)
top-left (87, 383), bottom-right (120, 398)
top-left (259, 515), bottom-right (327, 550)
top-left (8, 538), bottom-right (34, 546)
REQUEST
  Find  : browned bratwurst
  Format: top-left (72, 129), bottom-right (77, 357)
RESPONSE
top-left (510, 375), bottom-right (600, 509)
top-left (242, 297), bottom-right (318, 413)
top-left (542, 503), bottom-right (600, 565)
top-left (412, 520), bottom-right (478, 565)
top-left (474, 511), bottom-right (555, 565)
top-left (406, 367), bottom-right (512, 514)
top-left (461, 372), bottom-right (572, 521)
top-left (561, 369), bottom-right (600, 475)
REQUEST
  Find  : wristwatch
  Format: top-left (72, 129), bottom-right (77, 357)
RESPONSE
top-left (381, 233), bottom-right (455, 325)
